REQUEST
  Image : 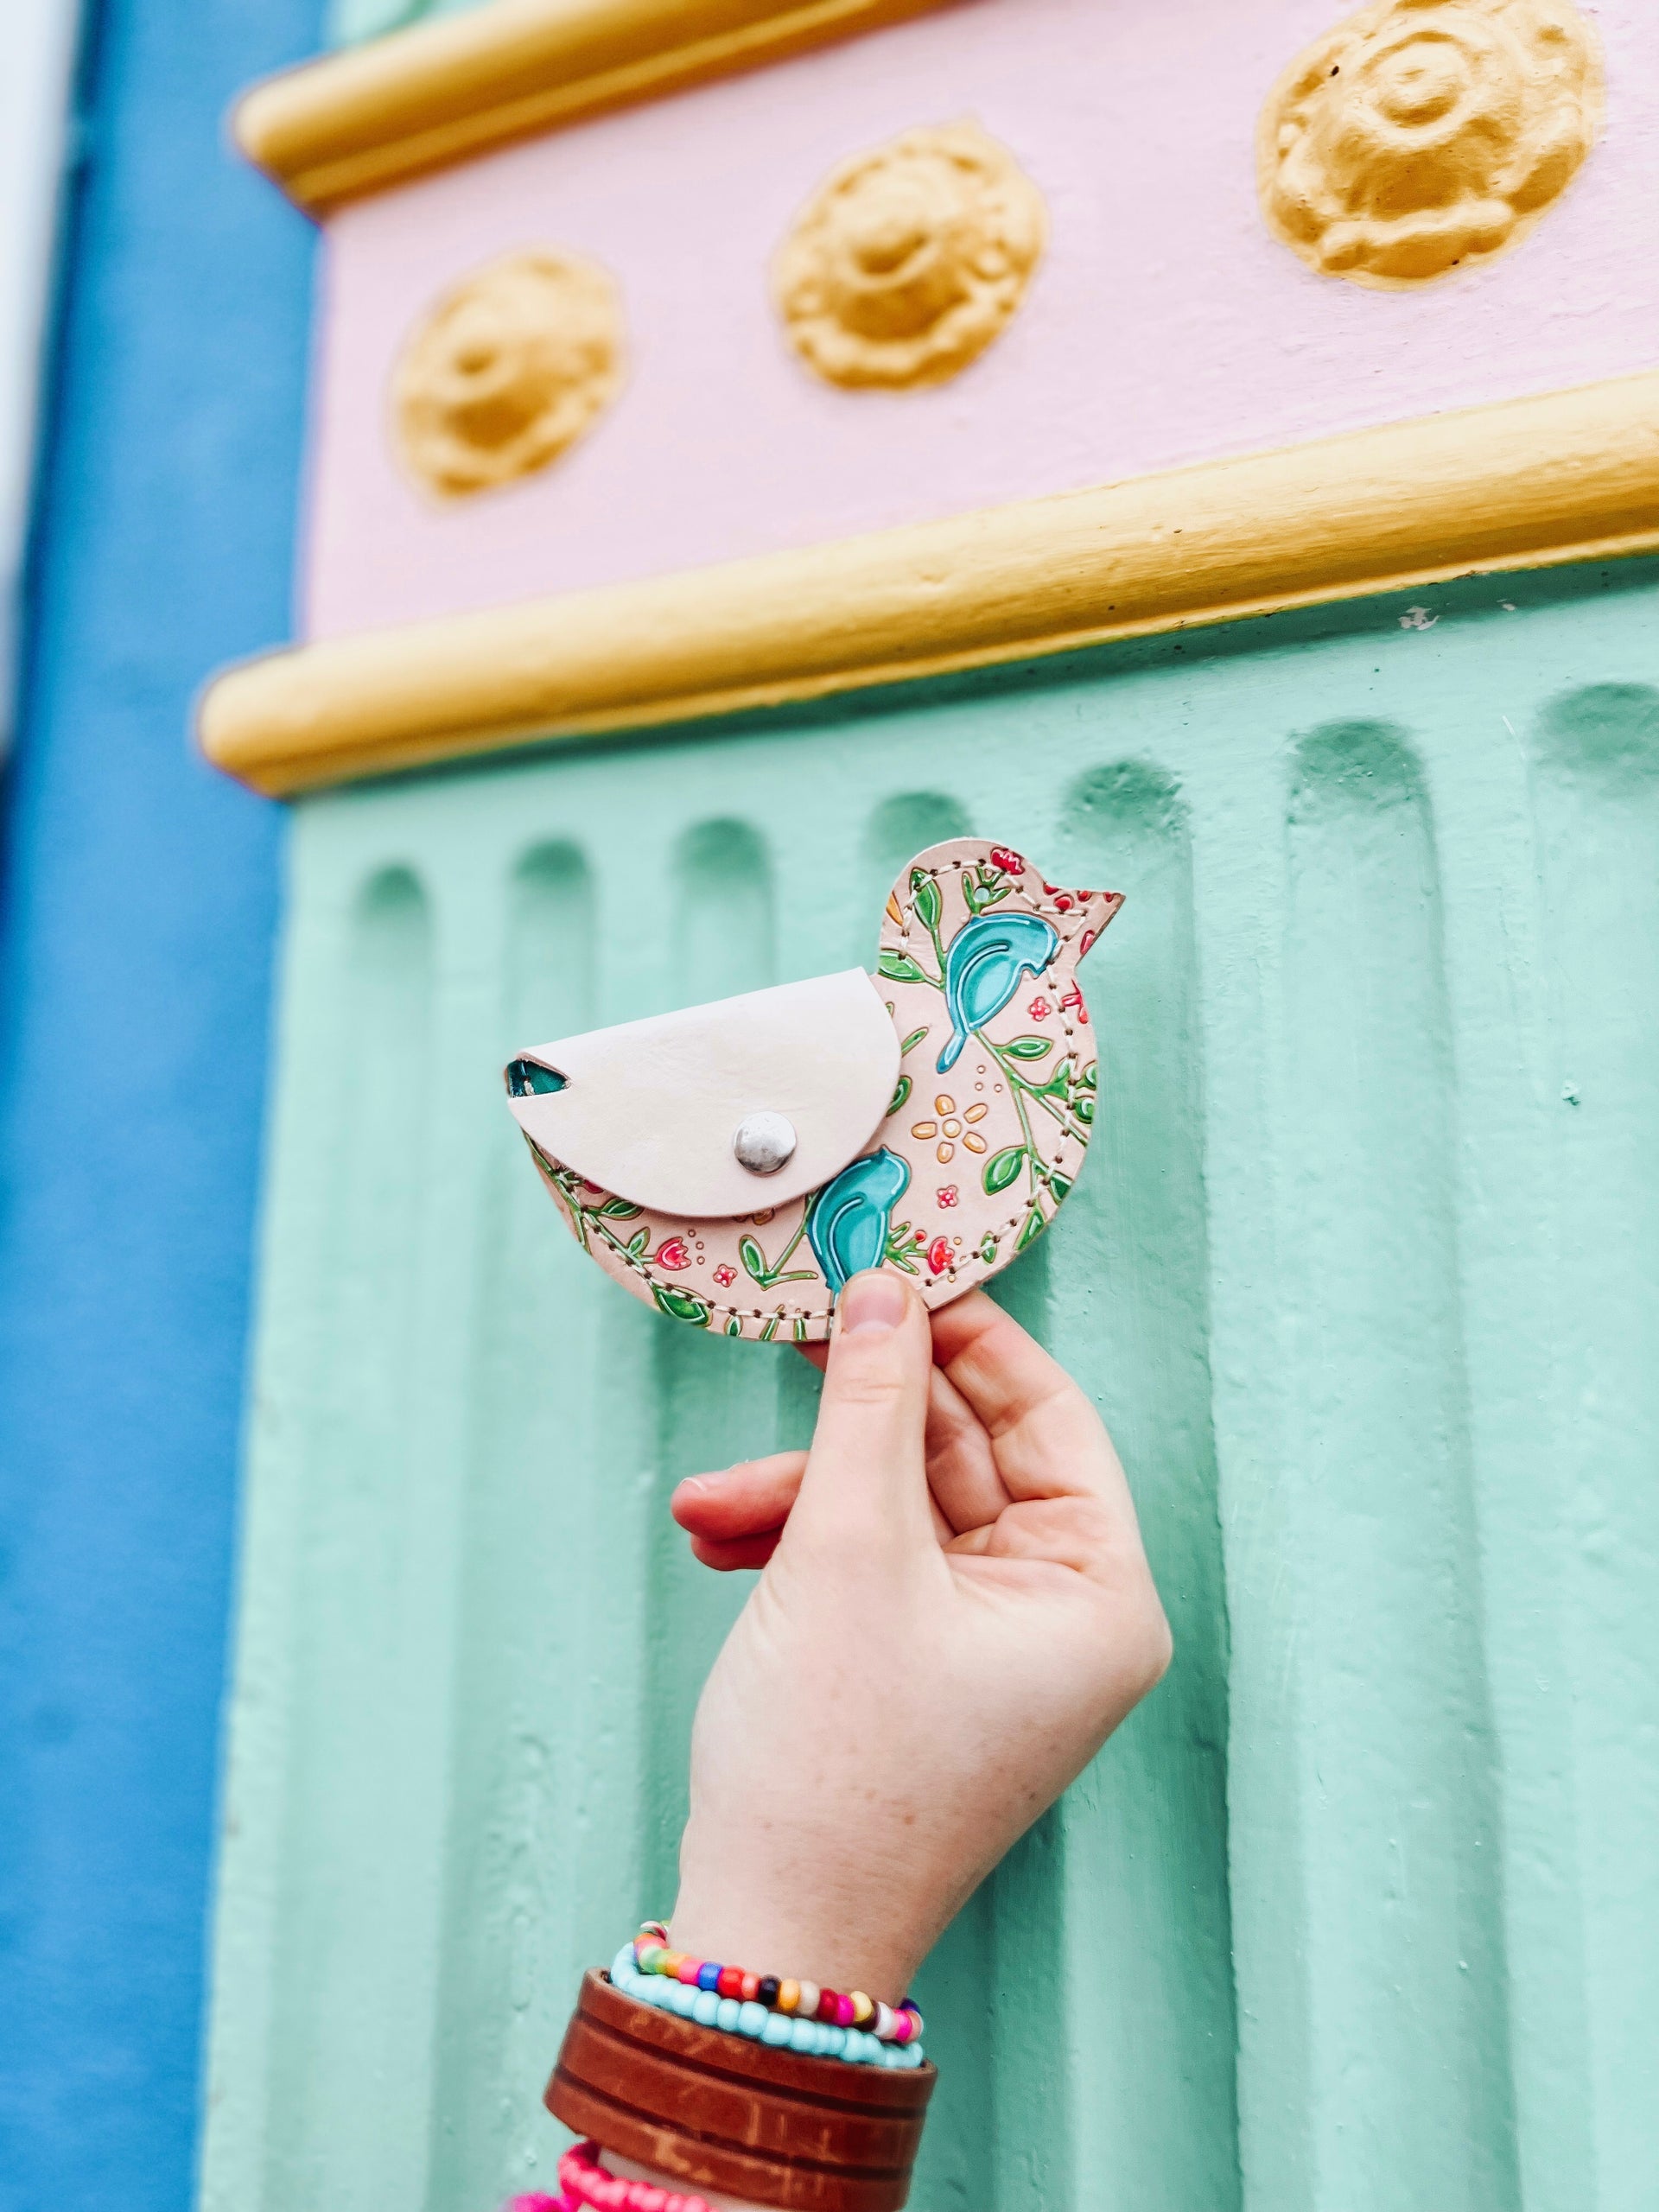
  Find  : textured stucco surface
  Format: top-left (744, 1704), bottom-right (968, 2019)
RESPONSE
top-left (302, 0), bottom-right (1659, 639)
top-left (207, 559), bottom-right (1659, 2212)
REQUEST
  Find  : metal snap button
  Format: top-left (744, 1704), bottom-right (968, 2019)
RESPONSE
top-left (732, 1110), bottom-right (797, 1175)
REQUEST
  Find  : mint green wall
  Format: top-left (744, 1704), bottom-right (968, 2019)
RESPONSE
top-left (202, 559), bottom-right (1659, 2212)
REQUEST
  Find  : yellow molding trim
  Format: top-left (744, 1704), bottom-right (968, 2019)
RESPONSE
top-left (234, 0), bottom-right (957, 213)
top-left (200, 372), bottom-right (1659, 797)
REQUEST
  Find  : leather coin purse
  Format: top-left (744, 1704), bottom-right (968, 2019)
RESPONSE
top-left (504, 839), bottom-right (1122, 1341)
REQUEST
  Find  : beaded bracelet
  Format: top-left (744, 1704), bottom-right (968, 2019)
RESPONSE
top-left (610, 1943), bottom-right (925, 2069)
top-left (504, 2138), bottom-right (724, 2212)
top-left (630, 1923), bottom-right (922, 2047)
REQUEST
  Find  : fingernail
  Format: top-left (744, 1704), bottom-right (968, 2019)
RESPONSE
top-left (675, 1471), bottom-right (728, 1499)
top-left (837, 1269), bottom-right (909, 1335)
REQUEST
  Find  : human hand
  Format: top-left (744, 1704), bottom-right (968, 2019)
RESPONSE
top-left (666, 1271), bottom-right (1171, 2005)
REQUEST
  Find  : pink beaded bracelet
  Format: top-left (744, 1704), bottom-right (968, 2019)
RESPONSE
top-left (503, 2138), bottom-right (721, 2212)
top-left (567, 2139), bottom-right (719, 2212)
top-left (630, 1921), bottom-right (923, 2045)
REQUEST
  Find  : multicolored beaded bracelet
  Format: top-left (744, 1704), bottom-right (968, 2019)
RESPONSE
top-left (609, 1942), bottom-right (925, 2069)
top-left (629, 1922), bottom-right (922, 2048)
top-left (632, 1929), bottom-right (929, 2044)
top-left (505, 2137), bottom-right (723, 2212)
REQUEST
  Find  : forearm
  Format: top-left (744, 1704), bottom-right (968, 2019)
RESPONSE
top-left (542, 1281), bottom-right (1166, 2212)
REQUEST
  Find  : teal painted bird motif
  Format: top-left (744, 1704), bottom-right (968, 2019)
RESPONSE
top-left (807, 1147), bottom-right (912, 1295)
top-left (937, 912), bottom-right (1061, 1072)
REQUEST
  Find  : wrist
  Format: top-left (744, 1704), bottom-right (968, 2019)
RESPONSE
top-left (547, 1975), bottom-right (935, 2212)
top-left (671, 1820), bottom-right (932, 2002)
top-left (600, 2150), bottom-right (783, 2212)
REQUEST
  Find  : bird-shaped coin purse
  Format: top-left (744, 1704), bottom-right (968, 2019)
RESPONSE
top-left (504, 840), bottom-right (1122, 1341)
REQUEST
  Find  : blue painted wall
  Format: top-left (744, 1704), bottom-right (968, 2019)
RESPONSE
top-left (0, 0), bottom-right (321, 2202)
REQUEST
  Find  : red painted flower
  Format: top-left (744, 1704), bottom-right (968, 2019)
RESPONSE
top-left (926, 1236), bottom-right (952, 1276)
top-left (989, 846), bottom-right (1025, 876)
top-left (1027, 995), bottom-right (1052, 1020)
top-left (937, 1185), bottom-right (959, 1209)
top-left (656, 1237), bottom-right (691, 1270)
top-left (712, 1263), bottom-right (736, 1287)
top-left (1059, 987), bottom-right (1089, 1025)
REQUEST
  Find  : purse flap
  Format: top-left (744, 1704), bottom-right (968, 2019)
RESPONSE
top-left (505, 968), bottom-right (899, 1218)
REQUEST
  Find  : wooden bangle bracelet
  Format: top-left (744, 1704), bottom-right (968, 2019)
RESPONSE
top-left (545, 1970), bottom-right (937, 2211)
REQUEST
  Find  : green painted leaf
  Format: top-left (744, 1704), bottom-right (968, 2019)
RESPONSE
top-left (1016, 1205), bottom-right (1048, 1252)
top-left (1074, 1093), bottom-right (1095, 1124)
top-left (725, 1314), bottom-right (743, 1337)
top-left (910, 870), bottom-right (943, 931)
top-left (982, 1145), bottom-right (1026, 1196)
top-left (760, 1315), bottom-right (781, 1342)
top-left (1078, 1061), bottom-right (1097, 1090)
top-left (978, 1232), bottom-right (1000, 1264)
top-left (598, 1197), bottom-right (643, 1218)
top-left (900, 1026), bottom-right (930, 1056)
top-left (878, 949), bottom-right (927, 983)
top-left (626, 1227), bottom-right (650, 1260)
top-left (1002, 1034), bottom-right (1054, 1059)
top-left (887, 1073), bottom-right (912, 1117)
top-left (739, 1235), bottom-right (768, 1283)
top-left (652, 1283), bottom-right (711, 1326)
top-left (1047, 1173), bottom-right (1072, 1203)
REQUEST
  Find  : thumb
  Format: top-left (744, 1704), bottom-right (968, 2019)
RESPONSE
top-left (787, 1270), bottom-right (936, 1557)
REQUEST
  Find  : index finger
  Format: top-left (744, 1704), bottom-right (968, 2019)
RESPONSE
top-left (928, 1291), bottom-right (1134, 1515)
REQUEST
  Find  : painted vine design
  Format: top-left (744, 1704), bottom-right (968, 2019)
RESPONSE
top-left (533, 1143), bottom-right (822, 1340)
top-left (877, 863), bottom-right (1098, 1262)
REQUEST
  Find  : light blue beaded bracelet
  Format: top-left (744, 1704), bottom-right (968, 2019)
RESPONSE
top-left (609, 1947), bottom-right (925, 2069)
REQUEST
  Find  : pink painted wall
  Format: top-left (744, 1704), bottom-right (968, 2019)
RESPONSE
top-left (302, 0), bottom-right (1659, 641)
